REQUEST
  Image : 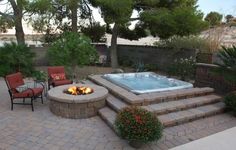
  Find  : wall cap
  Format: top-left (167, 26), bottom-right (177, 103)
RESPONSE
top-left (196, 63), bottom-right (219, 68)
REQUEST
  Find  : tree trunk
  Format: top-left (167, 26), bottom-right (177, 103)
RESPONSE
top-left (10, 0), bottom-right (25, 44)
top-left (110, 23), bottom-right (119, 68)
top-left (71, 1), bottom-right (78, 32)
top-left (15, 13), bottom-right (25, 44)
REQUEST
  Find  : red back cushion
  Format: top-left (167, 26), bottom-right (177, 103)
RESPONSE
top-left (5, 72), bottom-right (24, 90)
top-left (50, 73), bottom-right (66, 81)
top-left (48, 66), bottom-right (65, 76)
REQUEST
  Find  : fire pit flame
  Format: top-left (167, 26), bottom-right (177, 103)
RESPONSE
top-left (67, 86), bottom-right (93, 95)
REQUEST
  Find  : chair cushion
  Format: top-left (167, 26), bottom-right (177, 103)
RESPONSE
top-left (50, 73), bottom-right (66, 81)
top-left (48, 66), bottom-right (65, 76)
top-left (53, 79), bottom-right (72, 87)
top-left (5, 72), bottom-right (24, 89)
top-left (13, 88), bottom-right (43, 98)
top-left (16, 84), bottom-right (28, 92)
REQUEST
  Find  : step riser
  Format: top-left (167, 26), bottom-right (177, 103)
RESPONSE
top-left (107, 100), bottom-right (120, 112)
top-left (147, 91), bottom-right (214, 105)
top-left (154, 98), bottom-right (222, 115)
top-left (161, 108), bottom-right (225, 127)
top-left (107, 90), bottom-right (214, 107)
top-left (106, 93), bottom-right (222, 115)
top-left (107, 97), bottom-right (221, 115)
top-left (98, 110), bottom-right (115, 131)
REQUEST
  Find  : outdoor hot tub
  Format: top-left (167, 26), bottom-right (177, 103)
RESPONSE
top-left (103, 72), bottom-right (193, 94)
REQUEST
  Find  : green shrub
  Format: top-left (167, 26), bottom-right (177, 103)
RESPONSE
top-left (168, 57), bottom-right (196, 81)
top-left (0, 42), bottom-right (35, 77)
top-left (144, 64), bottom-right (158, 71)
top-left (154, 35), bottom-right (210, 53)
top-left (196, 52), bottom-right (212, 63)
top-left (224, 92), bottom-right (236, 115)
top-left (115, 106), bottom-right (163, 143)
top-left (119, 57), bottom-right (158, 72)
top-left (133, 61), bottom-right (147, 72)
top-left (118, 56), bottom-right (133, 67)
top-left (47, 32), bottom-right (98, 80)
top-left (32, 70), bottom-right (47, 81)
top-left (48, 32), bottom-right (98, 66)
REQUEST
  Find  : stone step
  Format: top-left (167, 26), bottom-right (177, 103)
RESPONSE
top-left (98, 107), bottom-right (117, 130)
top-left (157, 102), bottom-right (225, 127)
top-left (143, 94), bottom-right (222, 115)
top-left (141, 87), bottom-right (214, 105)
top-left (106, 94), bottom-right (129, 112)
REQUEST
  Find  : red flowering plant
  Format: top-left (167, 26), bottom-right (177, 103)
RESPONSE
top-left (115, 106), bottom-right (163, 143)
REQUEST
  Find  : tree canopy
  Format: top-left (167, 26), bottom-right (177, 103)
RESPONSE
top-left (204, 11), bottom-right (223, 26)
top-left (90, 0), bottom-right (208, 68)
top-left (28, 0), bottom-right (85, 33)
top-left (225, 14), bottom-right (234, 23)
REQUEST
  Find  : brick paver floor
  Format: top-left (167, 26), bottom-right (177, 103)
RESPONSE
top-left (0, 78), bottom-right (236, 150)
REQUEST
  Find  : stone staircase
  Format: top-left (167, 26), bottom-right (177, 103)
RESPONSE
top-left (82, 80), bottom-right (225, 129)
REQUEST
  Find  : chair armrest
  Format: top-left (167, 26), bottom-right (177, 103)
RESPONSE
top-left (8, 87), bottom-right (16, 94)
top-left (27, 88), bottom-right (35, 97)
top-left (36, 82), bottom-right (45, 89)
top-left (9, 87), bottom-right (35, 97)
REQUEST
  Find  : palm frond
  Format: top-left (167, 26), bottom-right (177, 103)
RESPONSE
top-left (215, 45), bottom-right (236, 84)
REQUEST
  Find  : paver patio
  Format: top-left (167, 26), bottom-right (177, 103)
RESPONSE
top-left (0, 78), bottom-right (236, 150)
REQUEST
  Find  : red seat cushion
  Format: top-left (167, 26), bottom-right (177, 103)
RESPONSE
top-left (53, 79), bottom-right (72, 87)
top-left (13, 88), bottom-right (43, 98)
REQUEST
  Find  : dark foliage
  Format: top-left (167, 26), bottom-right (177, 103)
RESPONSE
top-left (0, 42), bottom-right (35, 77)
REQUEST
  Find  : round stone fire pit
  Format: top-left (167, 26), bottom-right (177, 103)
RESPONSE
top-left (48, 84), bottom-right (108, 119)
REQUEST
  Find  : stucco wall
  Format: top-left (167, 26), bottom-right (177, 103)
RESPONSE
top-left (31, 44), bottom-right (197, 71)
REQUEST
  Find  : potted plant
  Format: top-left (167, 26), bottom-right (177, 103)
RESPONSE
top-left (115, 106), bottom-right (163, 148)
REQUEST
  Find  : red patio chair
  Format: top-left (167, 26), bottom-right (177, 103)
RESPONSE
top-left (47, 66), bottom-right (72, 89)
top-left (5, 72), bottom-right (44, 111)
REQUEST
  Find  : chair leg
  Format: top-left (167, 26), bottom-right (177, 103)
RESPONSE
top-left (41, 94), bottom-right (43, 104)
top-left (31, 98), bottom-right (34, 111)
top-left (11, 99), bottom-right (13, 111)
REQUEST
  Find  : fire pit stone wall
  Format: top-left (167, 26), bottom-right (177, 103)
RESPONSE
top-left (48, 84), bottom-right (108, 119)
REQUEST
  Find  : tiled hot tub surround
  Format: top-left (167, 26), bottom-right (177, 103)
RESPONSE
top-left (48, 84), bottom-right (108, 119)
